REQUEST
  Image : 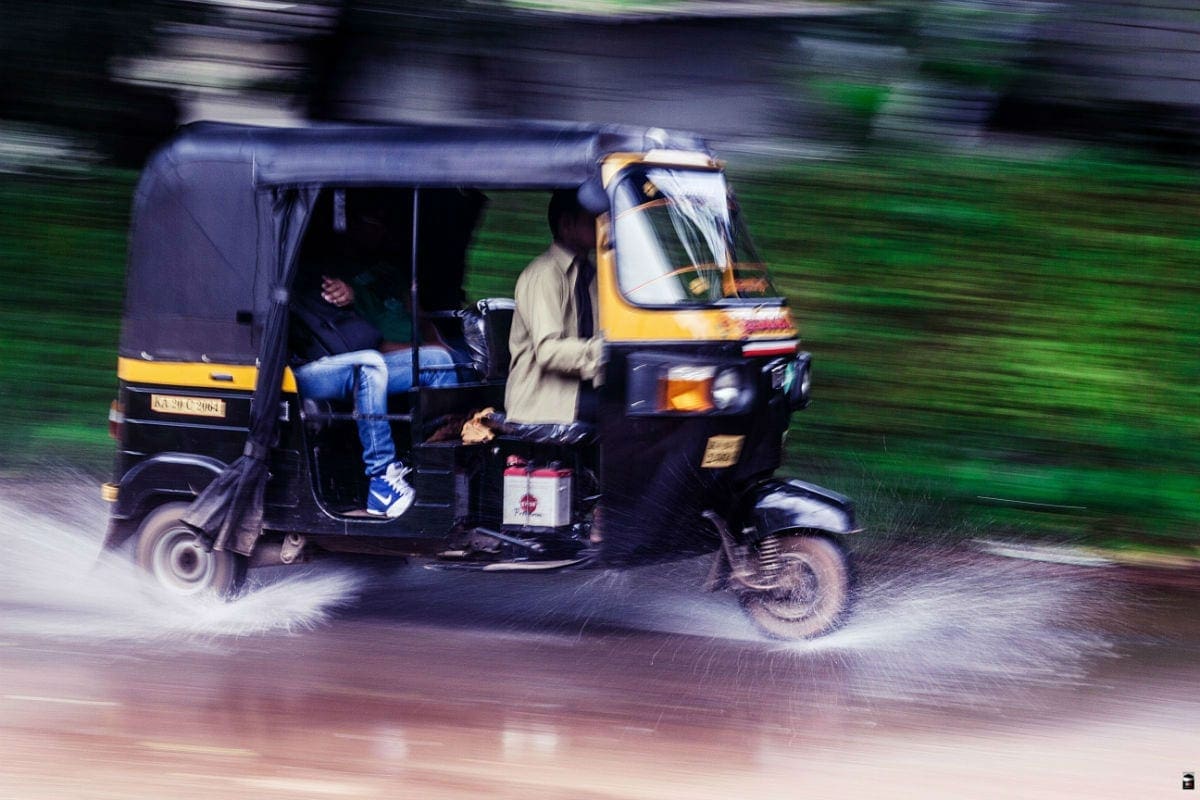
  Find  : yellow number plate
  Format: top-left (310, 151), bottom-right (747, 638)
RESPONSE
top-left (700, 435), bottom-right (744, 469)
top-left (150, 394), bottom-right (227, 418)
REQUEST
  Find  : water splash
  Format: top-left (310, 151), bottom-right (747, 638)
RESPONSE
top-left (0, 473), bottom-right (1119, 705)
top-left (778, 548), bottom-right (1120, 704)
top-left (464, 544), bottom-right (1122, 706)
top-left (0, 475), bottom-right (361, 643)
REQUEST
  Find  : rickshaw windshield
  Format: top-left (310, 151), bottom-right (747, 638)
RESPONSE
top-left (611, 166), bottom-right (777, 307)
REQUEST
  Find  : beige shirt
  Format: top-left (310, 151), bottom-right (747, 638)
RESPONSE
top-left (504, 242), bottom-right (604, 424)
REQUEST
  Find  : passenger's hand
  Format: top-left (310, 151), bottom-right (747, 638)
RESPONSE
top-left (321, 276), bottom-right (355, 307)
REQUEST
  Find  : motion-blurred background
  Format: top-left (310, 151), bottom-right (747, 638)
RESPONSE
top-left (1, 0), bottom-right (1196, 552)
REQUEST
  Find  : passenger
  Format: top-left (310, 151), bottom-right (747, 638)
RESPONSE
top-left (287, 197), bottom-right (455, 519)
top-left (288, 283), bottom-right (414, 518)
top-left (317, 200), bottom-right (461, 394)
top-left (505, 188), bottom-right (604, 424)
top-left (318, 270), bottom-right (459, 394)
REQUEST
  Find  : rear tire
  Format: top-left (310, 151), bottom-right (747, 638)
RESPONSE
top-left (738, 535), bottom-right (851, 640)
top-left (134, 502), bottom-right (247, 598)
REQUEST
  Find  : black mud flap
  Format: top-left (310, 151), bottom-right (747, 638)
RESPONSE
top-left (738, 479), bottom-right (858, 543)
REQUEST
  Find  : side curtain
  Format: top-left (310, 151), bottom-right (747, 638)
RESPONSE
top-left (182, 186), bottom-right (319, 556)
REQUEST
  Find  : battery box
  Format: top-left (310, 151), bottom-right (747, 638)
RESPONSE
top-left (503, 466), bottom-right (572, 529)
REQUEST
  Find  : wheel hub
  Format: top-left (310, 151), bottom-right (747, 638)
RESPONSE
top-left (152, 527), bottom-right (216, 594)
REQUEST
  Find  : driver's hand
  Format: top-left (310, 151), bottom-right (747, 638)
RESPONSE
top-left (321, 276), bottom-right (355, 307)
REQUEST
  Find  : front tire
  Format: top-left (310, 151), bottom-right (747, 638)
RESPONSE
top-left (134, 502), bottom-right (247, 598)
top-left (738, 534), bottom-right (851, 640)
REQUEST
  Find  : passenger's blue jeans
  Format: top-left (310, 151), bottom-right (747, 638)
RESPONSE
top-left (294, 350), bottom-right (394, 477)
top-left (381, 346), bottom-right (459, 394)
top-left (293, 347), bottom-right (460, 477)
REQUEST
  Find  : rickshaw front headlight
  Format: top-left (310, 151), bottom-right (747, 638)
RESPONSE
top-left (661, 366), bottom-right (715, 412)
top-left (711, 367), bottom-right (743, 410)
top-left (627, 354), bottom-right (749, 415)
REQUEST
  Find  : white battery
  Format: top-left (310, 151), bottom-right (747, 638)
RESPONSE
top-left (503, 466), bottom-right (572, 528)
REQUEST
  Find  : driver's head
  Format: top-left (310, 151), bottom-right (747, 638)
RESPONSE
top-left (548, 188), bottom-right (596, 255)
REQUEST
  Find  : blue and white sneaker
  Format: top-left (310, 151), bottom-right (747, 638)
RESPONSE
top-left (366, 462), bottom-right (415, 518)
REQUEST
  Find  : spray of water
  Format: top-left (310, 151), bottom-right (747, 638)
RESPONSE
top-left (0, 472), bottom-right (1119, 707)
top-left (468, 541), bottom-right (1120, 708)
top-left (786, 549), bottom-right (1119, 703)
top-left (0, 474), bottom-right (361, 644)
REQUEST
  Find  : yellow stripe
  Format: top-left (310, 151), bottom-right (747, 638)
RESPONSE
top-left (117, 358), bottom-right (297, 393)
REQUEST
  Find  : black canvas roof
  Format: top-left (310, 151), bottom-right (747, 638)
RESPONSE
top-left (120, 120), bottom-right (711, 363)
top-left (146, 120), bottom-right (710, 190)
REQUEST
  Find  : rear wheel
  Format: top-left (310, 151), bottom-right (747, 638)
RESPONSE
top-left (738, 535), bottom-right (851, 640)
top-left (134, 502), bottom-right (247, 598)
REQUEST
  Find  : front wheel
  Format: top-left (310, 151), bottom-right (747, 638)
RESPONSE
top-left (134, 502), bottom-right (247, 598)
top-left (738, 535), bottom-right (851, 640)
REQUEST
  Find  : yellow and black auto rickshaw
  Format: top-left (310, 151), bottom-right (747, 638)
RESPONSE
top-left (102, 121), bottom-right (858, 639)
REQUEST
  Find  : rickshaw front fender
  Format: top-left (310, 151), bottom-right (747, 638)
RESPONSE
top-left (103, 453), bottom-right (226, 550)
top-left (736, 479), bottom-right (858, 544)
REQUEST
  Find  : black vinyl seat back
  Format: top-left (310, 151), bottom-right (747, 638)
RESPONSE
top-left (462, 298), bottom-right (515, 382)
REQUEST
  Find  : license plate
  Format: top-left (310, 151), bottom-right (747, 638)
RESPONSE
top-left (150, 394), bottom-right (227, 418)
top-left (700, 435), bottom-right (744, 468)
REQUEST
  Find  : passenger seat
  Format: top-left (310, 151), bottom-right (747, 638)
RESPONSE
top-left (461, 298), bottom-right (515, 382)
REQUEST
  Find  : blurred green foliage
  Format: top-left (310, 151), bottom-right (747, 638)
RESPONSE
top-left (0, 170), bottom-right (130, 467)
top-left (736, 153), bottom-right (1199, 546)
top-left (810, 80), bottom-right (892, 123)
top-left (2, 150), bottom-right (1196, 547)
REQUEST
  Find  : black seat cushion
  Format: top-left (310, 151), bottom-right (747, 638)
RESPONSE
top-left (485, 411), bottom-right (596, 446)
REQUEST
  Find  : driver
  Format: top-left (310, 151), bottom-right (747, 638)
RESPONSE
top-left (505, 189), bottom-right (604, 424)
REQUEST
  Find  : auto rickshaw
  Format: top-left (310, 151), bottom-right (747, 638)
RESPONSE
top-left (102, 121), bottom-right (858, 639)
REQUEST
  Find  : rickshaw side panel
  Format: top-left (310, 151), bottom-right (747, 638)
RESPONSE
top-left (110, 379), bottom-right (305, 529)
top-left (109, 379), bottom-right (252, 526)
top-left (122, 154), bottom-right (264, 366)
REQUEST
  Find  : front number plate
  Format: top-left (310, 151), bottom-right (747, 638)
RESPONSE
top-left (700, 435), bottom-right (744, 469)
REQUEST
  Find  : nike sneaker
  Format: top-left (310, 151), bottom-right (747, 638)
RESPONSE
top-left (366, 462), bottom-right (415, 518)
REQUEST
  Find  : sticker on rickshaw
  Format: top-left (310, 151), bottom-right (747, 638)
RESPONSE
top-left (150, 394), bottom-right (227, 418)
top-left (728, 308), bottom-right (795, 338)
top-left (700, 435), bottom-right (745, 468)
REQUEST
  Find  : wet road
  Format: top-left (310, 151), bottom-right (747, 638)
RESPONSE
top-left (1, 478), bottom-right (1198, 799)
